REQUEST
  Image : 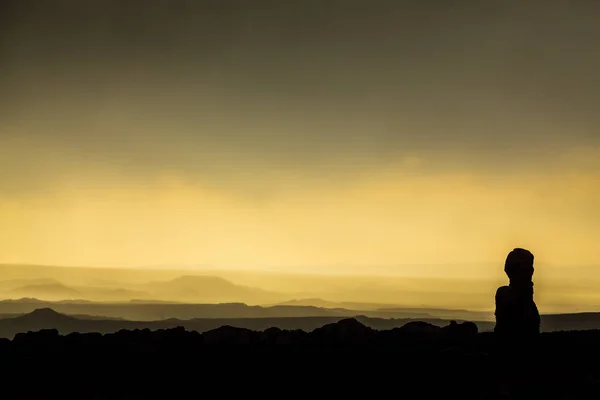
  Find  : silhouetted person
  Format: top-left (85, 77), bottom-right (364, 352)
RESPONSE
top-left (494, 248), bottom-right (540, 340)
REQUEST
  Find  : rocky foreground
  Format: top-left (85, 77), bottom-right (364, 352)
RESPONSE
top-left (0, 317), bottom-right (599, 399)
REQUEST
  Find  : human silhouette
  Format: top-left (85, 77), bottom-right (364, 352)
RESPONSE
top-left (494, 248), bottom-right (540, 339)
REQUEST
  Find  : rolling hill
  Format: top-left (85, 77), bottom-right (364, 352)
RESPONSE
top-left (4, 303), bottom-right (600, 339)
top-left (142, 275), bottom-right (286, 304)
top-left (271, 298), bottom-right (494, 320)
top-left (6, 283), bottom-right (82, 300)
top-left (0, 298), bottom-right (485, 322)
top-left (0, 274), bottom-right (286, 304)
top-left (0, 308), bottom-right (491, 339)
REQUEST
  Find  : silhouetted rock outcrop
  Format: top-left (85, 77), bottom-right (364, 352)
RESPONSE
top-left (0, 315), bottom-right (599, 399)
top-left (310, 318), bottom-right (375, 345)
top-left (397, 320), bottom-right (441, 336)
top-left (441, 320), bottom-right (478, 339)
top-left (0, 313), bottom-right (479, 349)
top-left (202, 325), bottom-right (256, 345)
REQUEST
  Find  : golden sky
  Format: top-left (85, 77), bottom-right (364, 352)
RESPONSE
top-left (1, 147), bottom-right (598, 273)
top-left (1, 1), bottom-right (599, 277)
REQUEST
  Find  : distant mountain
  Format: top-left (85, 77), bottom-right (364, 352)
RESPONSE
top-left (0, 275), bottom-right (278, 303)
top-left (17, 307), bottom-right (77, 323)
top-left (270, 298), bottom-right (493, 320)
top-left (6, 283), bottom-right (82, 300)
top-left (0, 308), bottom-right (80, 338)
top-left (274, 298), bottom-right (356, 308)
top-left (0, 309), bottom-right (124, 321)
top-left (0, 282), bottom-right (153, 303)
top-left (4, 306), bottom-right (600, 340)
top-left (55, 299), bottom-right (94, 304)
top-left (81, 287), bottom-right (154, 301)
top-left (0, 278), bottom-right (63, 291)
top-left (0, 297), bottom-right (47, 304)
top-left (0, 298), bottom-right (594, 332)
top-left (143, 275), bottom-right (285, 304)
top-left (0, 308), bottom-right (489, 339)
top-left (0, 298), bottom-right (355, 320)
top-left (0, 298), bottom-right (93, 305)
top-left (128, 299), bottom-right (183, 304)
top-left (2, 264), bottom-right (598, 315)
top-left (376, 307), bottom-right (494, 321)
top-left (0, 298), bottom-right (435, 320)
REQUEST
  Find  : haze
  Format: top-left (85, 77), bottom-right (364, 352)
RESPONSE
top-left (1, 1), bottom-right (599, 310)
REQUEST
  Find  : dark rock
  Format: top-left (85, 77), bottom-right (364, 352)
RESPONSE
top-left (310, 318), bottom-right (374, 344)
top-left (202, 325), bottom-right (256, 345)
top-left (397, 320), bottom-right (442, 335)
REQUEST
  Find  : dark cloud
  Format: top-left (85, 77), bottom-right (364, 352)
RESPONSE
top-left (2, 0), bottom-right (600, 194)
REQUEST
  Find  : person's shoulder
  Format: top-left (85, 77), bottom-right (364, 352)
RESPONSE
top-left (496, 285), bottom-right (511, 293)
top-left (495, 285), bottom-right (512, 299)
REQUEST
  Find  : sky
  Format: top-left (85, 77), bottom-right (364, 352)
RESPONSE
top-left (1, 0), bottom-right (599, 276)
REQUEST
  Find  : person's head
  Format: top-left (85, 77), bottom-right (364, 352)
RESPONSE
top-left (504, 248), bottom-right (534, 283)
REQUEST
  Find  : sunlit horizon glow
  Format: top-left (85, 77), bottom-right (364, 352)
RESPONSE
top-left (1, 153), bottom-right (598, 272)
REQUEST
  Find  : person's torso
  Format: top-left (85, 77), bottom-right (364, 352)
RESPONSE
top-left (495, 285), bottom-right (540, 334)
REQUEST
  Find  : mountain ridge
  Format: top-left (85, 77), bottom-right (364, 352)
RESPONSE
top-left (0, 297), bottom-right (493, 321)
top-left (0, 307), bottom-right (492, 339)
top-left (1, 264), bottom-right (599, 313)
top-left (2, 306), bottom-right (600, 340)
